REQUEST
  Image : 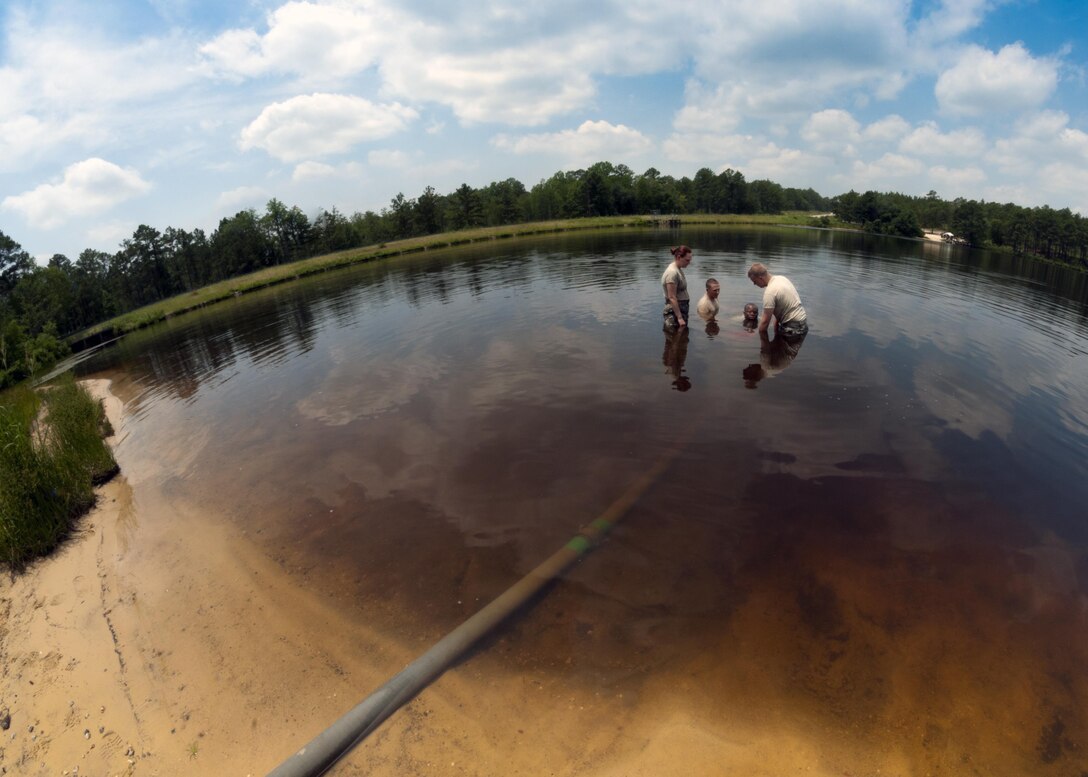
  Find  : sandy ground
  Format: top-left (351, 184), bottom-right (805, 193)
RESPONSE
top-left (3, 380), bottom-right (1086, 777)
top-left (0, 381), bottom-right (741, 777)
top-left (0, 381), bottom-right (414, 776)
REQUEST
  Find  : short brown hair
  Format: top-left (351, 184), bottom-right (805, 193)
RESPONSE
top-left (671, 245), bottom-right (692, 259)
top-left (747, 262), bottom-right (769, 280)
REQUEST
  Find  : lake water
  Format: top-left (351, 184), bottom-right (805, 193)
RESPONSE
top-left (77, 226), bottom-right (1088, 774)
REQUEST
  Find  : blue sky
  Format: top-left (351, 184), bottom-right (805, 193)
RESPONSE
top-left (2, 0), bottom-right (1086, 260)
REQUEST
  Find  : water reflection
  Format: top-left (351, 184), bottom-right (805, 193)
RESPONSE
top-left (75, 226), bottom-right (1088, 775)
top-left (742, 331), bottom-right (807, 388)
top-left (662, 326), bottom-right (691, 391)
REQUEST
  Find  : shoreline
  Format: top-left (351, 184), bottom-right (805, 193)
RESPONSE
top-left (0, 380), bottom-right (427, 775)
top-left (3, 380), bottom-right (681, 776)
top-left (6, 380), bottom-right (1081, 775)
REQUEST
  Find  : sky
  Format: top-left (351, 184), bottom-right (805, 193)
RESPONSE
top-left (1, 0), bottom-right (1087, 261)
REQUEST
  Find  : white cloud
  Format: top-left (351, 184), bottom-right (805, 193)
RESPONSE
top-left (846, 153), bottom-right (925, 189)
top-left (0, 114), bottom-right (98, 172)
top-left (1, 158), bottom-right (150, 228)
top-left (662, 132), bottom-right (777, 165)
top-left (492, 120), bottom-right (653, 164)
top-left (417, 158), bottom-right (477, 178)
top-left (741, 147), bottom-right (836, 184)
top-left (900, 121), bottom-right (987, 157)
top-left (862, 115), bottom-right (911, 143)
top-left (380, 5), bottom-right (679, 125)
top-left (987, 111), bottom-right (1081, 175)
top-left (239, 93), bottom-right (418, 162)
top-left (683, 0), bottom-right (913, 122)
top-left (928, 164), bottom-right (987, 192)
top-left (383, 47), bottom-right (599, 126)
top-left (198, 1), bottom-right (387, 81)
top-left (671, 82), bottom-right (745, 134)
top-left (661, 129), bottom-right (835, 190)
top-left (1017, 110), bottom-right (1078, 140)
top-left (4, 15), bottom-right (196, 113)
top-left (913, 0), bottom-right (993, 43)
top-left (982, 182), bottom-right (1032, 204)
top-left (1037, 162), bottom-right (1088, 214)
top-left (291, 160), bottom-right (365, 182)
top-left (198, 1), bottom-right (678, 126)
top-left (691, 0), bottom-right (909, 81)
top-left (291, 161), bottom-right (336, 181)
top-left (969, 110), bottom-right (1088, 211)
top-left (368, 150), bottom-right (412, 168)
top-left (0, 11), bottom-right (201, 168)
top-left (935, 43), bottom-right (1059, 116)
top-left (215, 185), bottom-right (268, 212)
top-left (85, 221), bottom-right (135, 249)
top-left (801, 109), bottom-right (861, 155)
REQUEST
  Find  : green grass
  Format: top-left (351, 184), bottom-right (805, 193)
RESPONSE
top-left (0, 375), bottom-right (118, 571)
top-left (69, 213), bottom-right (832, 347)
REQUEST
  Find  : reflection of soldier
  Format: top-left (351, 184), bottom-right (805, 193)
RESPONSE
top-left (743, 331), bottom-right (805, 388)
top-left (663, 325), bottom-right (691, 392)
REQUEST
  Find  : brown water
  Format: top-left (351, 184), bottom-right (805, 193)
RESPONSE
top-left (78, 227), bottom-right (1088, 774)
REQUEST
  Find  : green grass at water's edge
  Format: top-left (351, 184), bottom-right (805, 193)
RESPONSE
top-left (0, 376), bottom-right (118, 571)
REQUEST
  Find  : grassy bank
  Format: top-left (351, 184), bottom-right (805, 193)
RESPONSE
top-left (0, 376), bottom-right (118, 570)
top-left (69, 213), bottom-right (832, 348)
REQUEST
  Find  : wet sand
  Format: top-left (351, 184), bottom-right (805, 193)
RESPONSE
top-left (2, 381), bottom-right (1087, 776)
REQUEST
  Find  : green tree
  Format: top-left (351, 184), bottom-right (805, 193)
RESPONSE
top-left (211, 210), bottom-right (275, 278)
top-left (447, 183), bottom-right (484, 229)
top-left (310, 207), bottom-right (356, 253)
top-left (350, 210), bottom-right (392, 245)
top-left (716, 168), bottom-right (750, 213)
top-left (414, 186), bottom-right (444, 234)
top-left (951, 199), bottom-right (989, 246)
top-left (692, 168), bottom-right (716, 212)
top-left (0, 231), bottom-right (34, 299)
top-left (388, 193), bottom-right (416, 238)
top-left (0, 317), bottom-right (26, 386)
top-left (748, 180), bottom-right (786, 214)
top-left (262, 199), bottom-right (312, 264)
top-left (72, 249), bottom-right (115, 328)
top-left (481, 178), bottom-right (526, 225)
top-left (10, 267), bottom-right (75, 336)
top-left (162, 227), bottom-right (212, 292)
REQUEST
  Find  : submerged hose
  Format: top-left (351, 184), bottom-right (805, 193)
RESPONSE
top-left (267, 442), bottom-right (683, 777)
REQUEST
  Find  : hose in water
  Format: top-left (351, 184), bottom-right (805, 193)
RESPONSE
top-left (267, 444), bottom-right (681, 777)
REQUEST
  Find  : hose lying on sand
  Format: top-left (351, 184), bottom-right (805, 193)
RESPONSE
top-left (267, 441), bottom-right (684, 777)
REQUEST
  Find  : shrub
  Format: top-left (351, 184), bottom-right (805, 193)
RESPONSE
top-left (0, 376), bottom-right (117, 570)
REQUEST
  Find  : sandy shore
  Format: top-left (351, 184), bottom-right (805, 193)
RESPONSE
top-left (1, 381), bottom-right (728, 777)
top-left (0, 381), bottom-right (425, 776)
top-left (5, 380), bottom-right (1083, 777)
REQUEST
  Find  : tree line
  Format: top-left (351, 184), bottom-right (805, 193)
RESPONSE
top-left (830, 189), bottom-right (1088, 265)
top-left (1, 159), bottom-right (1085, 387)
